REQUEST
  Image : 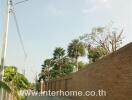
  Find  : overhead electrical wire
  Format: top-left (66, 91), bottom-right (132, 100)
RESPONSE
top-left (14, 0), bottom-right (29, 6)
top-left (11, 9), bottom-right (27, 58)
top-left (11, 0), bottom-right (29, 75)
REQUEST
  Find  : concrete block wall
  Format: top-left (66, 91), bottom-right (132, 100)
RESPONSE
top-left (46, 42), bottom-right (132, 100)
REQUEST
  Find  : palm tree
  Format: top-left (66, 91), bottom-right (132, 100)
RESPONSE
top-left (53, 47), bottom-right (65, 76)
top-left (41, 59), bottom-right (53, 81)
top-left (53, 47), bottom-right (65, 59)
top-left (68, 39), bottom-right (86, 71)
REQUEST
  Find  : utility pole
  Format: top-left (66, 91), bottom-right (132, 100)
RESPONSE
top-left (0, 0), bottom-right (12, 80)
top-left (0, 0), bottom-right (12, 100)
top-left (0, 0), bottom-right (28, 99)
top-left (0, 0), bottom-right (29, 81)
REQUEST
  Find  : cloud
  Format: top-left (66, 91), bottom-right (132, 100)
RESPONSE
top-left (99, 0), bottom-right (111, 8)
top-left (100, 0), bottom-right (109, 3)
top-left (82, 0), bottom-right (111, 14)
top-left (47, 5), bottom-right (63, 16)
top-left (82, 7), bottom-right (97, 14)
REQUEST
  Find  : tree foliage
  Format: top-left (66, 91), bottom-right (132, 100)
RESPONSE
top-left (39, 47), bottom-right (74, 81)
top-left (80, 24), bottom-right (124, 62)
top-left (4, 66), bottom-right (29, 90)
top-left (3, 66), bottom-right (29, 100)
top-left (0, 81), bottom-right (11, 93)
top-left (80, 26), bottom-right (123, 51)
top-left (53, 47), bottom-right (65, 59)
top-left (39, 23), bottom-right (124, 82)
top-left (88, 46), bottom-right (108, 63)
top-left (67, 39), bottom-right (86, 71)
top-left (68, 39), bottom-right (85, 59)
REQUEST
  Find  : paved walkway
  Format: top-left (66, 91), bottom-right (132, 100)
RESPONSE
top-left (26, 96), bottom-right (71, 100)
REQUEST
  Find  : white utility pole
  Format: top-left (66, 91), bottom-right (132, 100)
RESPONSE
top-left (0, 0), bottom-right (28, 99)
top-left (0, 0), bottom-right (12, 80)
top-left (0, 0), bottom-right (12, 100)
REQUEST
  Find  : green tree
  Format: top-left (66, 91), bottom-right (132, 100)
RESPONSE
top-left (80, 24), bottom-right (124, 63)
top-left (60, 57), bottom-right (74, 76)
top-left (87, 45), bottom-right (108, 63)
top-left (68, 39), bottom-right (86, 71)
top-left (53, 47), bottom-right (65, 75)
top-left (53, 47), bottom-right (65, 59)
top-left (0, 81), bottom-right (11, 93)
top-left (4, 66), bottom-right (17, 82)
top-left (40, 57), bottom-right (74, 80)
top-left (3, 66), bottom-right (29, 100)
top-left (40, 58), bottom-right (57, 81)
top-left (78, 61), bottom-right (87, 70)
top-left (41, 59), bottom-right (53, 81)
top-left (12, 73), bottom-right (29, 90)
top-left (80, 24), bottom-right (124, 54)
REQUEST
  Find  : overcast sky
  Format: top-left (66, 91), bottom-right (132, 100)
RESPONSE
top-left (0, 0), bottom-right (132, 82)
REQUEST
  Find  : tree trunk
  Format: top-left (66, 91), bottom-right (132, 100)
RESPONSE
top-left (75, 57), bottom-right (78, 72)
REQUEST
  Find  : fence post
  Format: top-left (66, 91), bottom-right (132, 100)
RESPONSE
top-left (40, 79), bottom-right (44, 93)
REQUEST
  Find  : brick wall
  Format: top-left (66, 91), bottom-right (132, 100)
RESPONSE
top-left (46, 42), bottom-right (132, 100)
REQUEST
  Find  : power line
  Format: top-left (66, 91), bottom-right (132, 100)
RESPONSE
top-left (11, 0), bottom-right (29, 77)
top-left (14, 0), bottom-right (29, 6)
top-left (12, 10), bottom-right (27, 58)
top-left (12, 9), bottom-right (28, 76)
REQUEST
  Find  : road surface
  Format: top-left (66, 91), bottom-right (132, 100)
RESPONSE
top-left (26, 96), bottom-right (71, 100)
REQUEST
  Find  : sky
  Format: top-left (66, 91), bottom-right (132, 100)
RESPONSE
top-left (0, 0), bottom-right (132, 82)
